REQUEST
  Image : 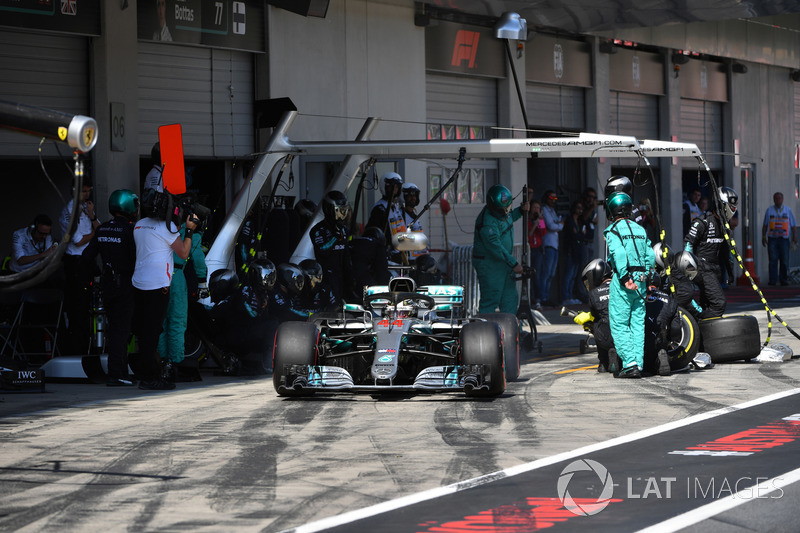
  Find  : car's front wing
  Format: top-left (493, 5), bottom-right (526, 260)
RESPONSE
top-left (275, 364), bottom-right (493, 394)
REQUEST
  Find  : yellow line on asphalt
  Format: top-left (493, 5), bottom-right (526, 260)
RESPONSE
top-left (554, 365), bottom-right (599, 374)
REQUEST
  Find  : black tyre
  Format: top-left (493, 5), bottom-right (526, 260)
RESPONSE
top-left (699, 315), bottom-right (761, 363)
top-left (460, 321), bottom-right (505, 397)
top-left (477, 313), bottom-right (520, 381)
top-left (668, 306), bottom-right (700, 370)
top-left (273, 321), bottom-right (320, 396)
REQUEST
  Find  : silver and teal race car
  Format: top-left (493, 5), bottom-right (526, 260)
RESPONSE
top-left (272, 275), bottom-right (519, 398)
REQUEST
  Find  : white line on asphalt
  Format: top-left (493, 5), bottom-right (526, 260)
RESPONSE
top-left (635, 466), bottom-right (800, 533)
top-left (280, 387), bottom-right (800, 533)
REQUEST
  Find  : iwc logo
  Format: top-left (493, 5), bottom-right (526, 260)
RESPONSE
top-left (557, 459), bottom-right (615, 516)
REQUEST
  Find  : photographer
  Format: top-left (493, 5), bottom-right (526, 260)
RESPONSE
top-left (131, 190), bottom-right (198, 391)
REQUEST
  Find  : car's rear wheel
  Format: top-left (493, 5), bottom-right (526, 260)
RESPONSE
top-left (477, 313), bottom-right (520, 381)
top-left (460, 321), bottom-right (505, 398)
top-left (273, 321), bottom-right (320, 396)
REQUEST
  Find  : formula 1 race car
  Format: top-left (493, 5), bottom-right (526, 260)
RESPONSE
top-left (272, 273), bottom-right (517, 398)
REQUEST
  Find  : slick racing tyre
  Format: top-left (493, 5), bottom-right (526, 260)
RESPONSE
top-left (460, 321), bottom-right (505, 398)
top-left (699, 314), bottom-right (761, 363)
top-left (478, 313), bottom-right (520, 381)
top-left (273, 321), bottom-right (320, 396)
top-left (668, 306), bottom-right (700, 371)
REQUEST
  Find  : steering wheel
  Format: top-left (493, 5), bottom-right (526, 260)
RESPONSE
top-left (363, 291), bottom-right (436, 311)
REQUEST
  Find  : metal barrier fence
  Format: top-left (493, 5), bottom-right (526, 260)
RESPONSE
top-left (450, 243), bottom-right (523, 316)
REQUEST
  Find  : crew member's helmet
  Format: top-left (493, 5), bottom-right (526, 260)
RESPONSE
top-left (363, 226), bottom-right (385, 246)
top-left (108, 189), bottom-right (139, 220)
top-left (209, 269), bottom-right (239, 304)
top-left (603, 175), bottom-right (633, 198)
top-left (674, 251), bottom-right (700, 280)
top-left (487, 184), bottom-right (513, 216)
top-left (299, 259), bottom-right (324, 293)
top-left (248, 258), bottom-right (277, 295)
top-left (653, 242), bottom-right (674, 272)
top-left (277, 263), bottom-right (305, 295)
top-left (717, 186), bottom-right (739, 222)
top-left (381, 172), bottom-right (404, 198)
top-left (402, 183), bottom-right (421, 208)
top-left (581, 258), bottom-right (612, 292)
top-left (605, 191), bottom-right (633, 219)
top-left (416, 254), bottom-right (438, 274)
top-left (321, 190), bottom-right (351, 228)
top-left (295, 199), bottom-right (317, 222)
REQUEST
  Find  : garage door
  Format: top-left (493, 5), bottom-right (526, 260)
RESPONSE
top-left (0, 30), bottom-right (89, 157)
top-left (138, 43), bottom-right (254, 158)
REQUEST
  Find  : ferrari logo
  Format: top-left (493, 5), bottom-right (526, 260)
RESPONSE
top-left (84, 127), bottom-right (95, 146)
top-left (58, 127), bottom-right (67, 141)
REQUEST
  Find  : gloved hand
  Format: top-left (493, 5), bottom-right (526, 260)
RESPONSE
top-left (197, 281), bottom-right (209, 300)
top-left (573, 311), bottom-right (594, 325)
top-left (691, 300), bottom-right (703, 314)
top-left (684, 242), bottom-right (693, 253)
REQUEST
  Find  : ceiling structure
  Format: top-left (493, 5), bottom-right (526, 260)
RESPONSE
top-left (413, 0), bottom-right (800, 34)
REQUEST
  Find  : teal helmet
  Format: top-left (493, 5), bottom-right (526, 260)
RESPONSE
top-left (605, 191), bottom-right (633, 219)
top-left (487, 184), bottom-right (513, 215)
top-left (108, 189), bottom-right (139, 220)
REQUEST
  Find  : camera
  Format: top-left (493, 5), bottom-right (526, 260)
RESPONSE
top-left (143, 189), bottom-right (210, 230)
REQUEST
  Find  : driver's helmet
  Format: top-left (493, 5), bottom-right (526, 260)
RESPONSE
top-left (603, 175), bottom-right (633, 198)
top-left (717, 186), bottom-right (739, 222)
top-left (321, 190), bottom-right (351, 229)
top-left (394, 299), bottom-right (416, 319)
top-left (487, 184), bottom-right (513, 216)
top-left (381, 172), bottom-right (404, 198)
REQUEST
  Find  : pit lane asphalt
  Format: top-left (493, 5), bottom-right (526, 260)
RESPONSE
top-left (1, 285), bottom-right (800, 532)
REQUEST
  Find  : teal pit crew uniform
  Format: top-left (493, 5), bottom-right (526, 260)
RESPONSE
top-left (473, 202), bottom-right (523, 314)
top-left (157, 225), bottom-right (208, 363)
top-left (604, 217), bottom-right (655, 372)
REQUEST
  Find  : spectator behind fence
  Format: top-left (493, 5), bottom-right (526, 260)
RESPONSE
top-left (540, 190), bottom-right (563, 307)
top-left (561, 200), bottom-right (587, 307)
top-left (527, 199), bottom-right (546, 309)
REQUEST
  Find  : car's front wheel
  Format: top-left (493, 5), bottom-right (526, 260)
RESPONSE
top-left (273, 321), bottom-right (320, 396)
top-left (460, 321), bottom-right (505, 398)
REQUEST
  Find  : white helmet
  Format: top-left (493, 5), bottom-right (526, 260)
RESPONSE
top-left (717, 186), bottom-right (739, 222)
top-left (381, 172), bottom-right (404, 197)
top-left (674, 250), bottom-right (699, 280)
